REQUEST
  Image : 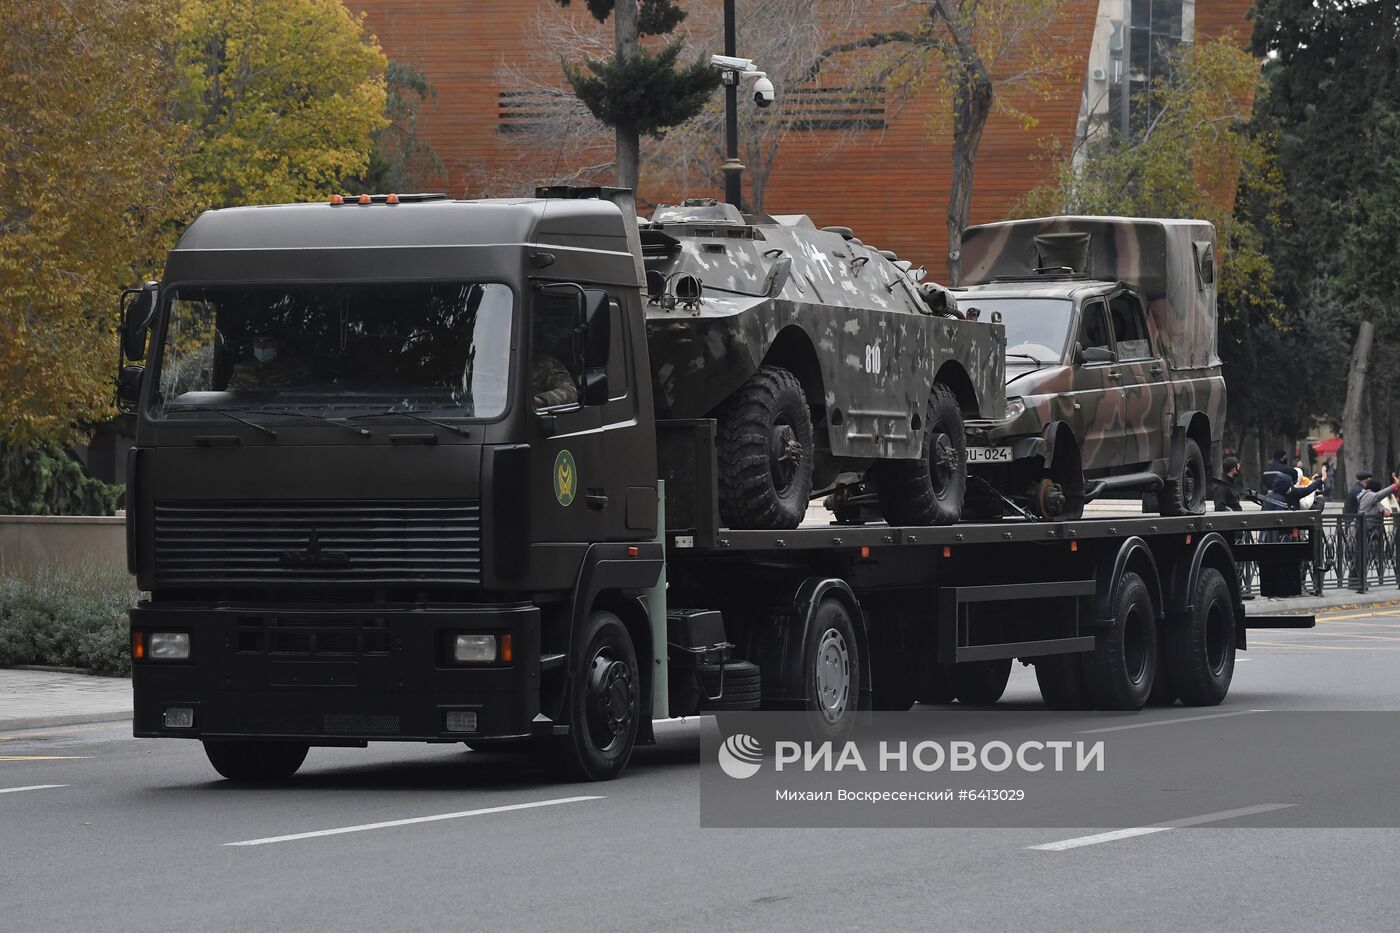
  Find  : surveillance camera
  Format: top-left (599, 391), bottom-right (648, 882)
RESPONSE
top-left (753, 76), bottom-right (775, 108)
top-left (710, 54), bottom-right (755, 71)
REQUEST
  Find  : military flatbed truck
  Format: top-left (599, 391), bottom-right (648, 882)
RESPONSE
top-left (117, 189), bottom-right (1320, 782)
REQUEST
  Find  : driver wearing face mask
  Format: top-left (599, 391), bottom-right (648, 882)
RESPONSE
top-left (227, 335), bottom-right (311, 392)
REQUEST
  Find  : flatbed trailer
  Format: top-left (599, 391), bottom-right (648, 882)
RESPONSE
top-left (120, 190), bottom-right (1322, 782)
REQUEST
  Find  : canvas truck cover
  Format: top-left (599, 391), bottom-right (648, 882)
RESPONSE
top-left (959, 216), bottom-right (1218, 371)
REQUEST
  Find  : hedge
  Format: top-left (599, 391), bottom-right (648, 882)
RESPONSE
top-left (0, 565), bottom-right (138, 675)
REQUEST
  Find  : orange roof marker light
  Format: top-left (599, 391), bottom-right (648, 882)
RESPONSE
top-left (386, 193), bottom-right (400, 204)
top-left (329, 194), bottom-right (344, 205)
top-left (358, 194), bottom-right (371, 205)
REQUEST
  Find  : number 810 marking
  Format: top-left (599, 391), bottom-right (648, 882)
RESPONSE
top-left (864, 343), bottom-right (882, 375)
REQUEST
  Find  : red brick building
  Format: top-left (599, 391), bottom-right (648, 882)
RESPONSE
top-left (348, 0), bottom-right (1252, 272)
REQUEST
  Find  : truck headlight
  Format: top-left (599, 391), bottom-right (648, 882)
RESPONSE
top-left (453, 634), bottom-right (497, 663)
top-left (148, 632), bottom-right (191, 660)
top-left (1003, 397), bottom-right (1026, 422)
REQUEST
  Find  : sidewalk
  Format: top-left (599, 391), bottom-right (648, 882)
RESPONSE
top-left (0, 668), bottom-right (132, 731)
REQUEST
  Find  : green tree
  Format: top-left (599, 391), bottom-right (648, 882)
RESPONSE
top-left (173, 0), bottom-right (389, 210)
top-left (557, 0), bottom-right (719, 190)
top-left (346, 62), bottom-right (446, 195)
top-left (0, 0), bottom-right (186, 445)
top-left (1250, 1), bottom-right (1400, 482)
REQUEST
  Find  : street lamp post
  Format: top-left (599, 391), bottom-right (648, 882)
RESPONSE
top-left (722, 0), bottom-right (742, 208)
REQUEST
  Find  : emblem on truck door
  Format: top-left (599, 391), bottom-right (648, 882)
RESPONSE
top-left (554, 450), bottom-right (577, 507)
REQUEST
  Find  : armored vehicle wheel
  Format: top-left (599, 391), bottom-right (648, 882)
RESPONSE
top-left (546, 610), bottom-right (640, 782)
top-left (1159, 437), bottom-right (1207, 515)
top-left (1165, 567), bottom-right (1236, 706)
top-left (203, 740), bottom-right (308, 782)
top-left (1082, 571), bottom-right (1158, 710)
top-left (948, 659), bottom-right (1012, 705)
top-left (800, 599), bottom-right (861, 740)
top-left (874, 384), bottom-right (966, 526)
top-left (717, 365), bottom-right (814, 530)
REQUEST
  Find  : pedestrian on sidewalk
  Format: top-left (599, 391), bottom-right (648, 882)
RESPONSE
top-left (1263, 449), bottom-right (1290, 491)
top-left (1343, 471), bottom-right (1373, 516)
top-left (1213, 456), bottom-right (1244, 511)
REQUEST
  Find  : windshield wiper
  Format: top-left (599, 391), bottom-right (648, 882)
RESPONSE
top-left (343, 407), bottom-right (471, 437)
top-left (1005, 352), bottom-right (1044, 367)
top-left (164, 405), bottom-right (277, 439)
top-left (261, 408), bottom-right (371, 437)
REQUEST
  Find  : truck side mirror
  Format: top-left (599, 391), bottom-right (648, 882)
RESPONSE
top-left (116, 364), bottom-right (145, 412)
top-left (122, 282), bottom-right (158, 362)
top-left (578, 288), bottom-right (610, 405)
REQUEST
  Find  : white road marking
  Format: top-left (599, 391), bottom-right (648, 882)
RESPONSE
top-left (1077, 709), bottom-right (1267, 734)
top-left (225, 795), bottom-right (604, 847)
top-left (1027, 803), bottom-right (1297, 851)
top-left (0, 784), bottom-right (69, 795)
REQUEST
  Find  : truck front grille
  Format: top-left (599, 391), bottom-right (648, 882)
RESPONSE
top-left (153, 499), bottom-right (482, 587)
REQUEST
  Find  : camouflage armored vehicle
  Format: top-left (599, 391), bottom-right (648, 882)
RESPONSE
top-left (641, 199), bottom-right (1004, 529)
top-left (954, 216), bottom-right (1224, 520)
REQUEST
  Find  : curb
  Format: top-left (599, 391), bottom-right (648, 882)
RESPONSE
top-left (0, 711), bottom-right (132, 732)
top-left (1244, 595), bottom-right (1400, 616)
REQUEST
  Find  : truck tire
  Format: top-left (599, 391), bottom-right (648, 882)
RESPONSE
top-left (203, 740), bottom-right (309, 782)
top-left (1165, 567), bottom-right (1236, 706)
top-left (716, 365), bottom-right (814, 530)
top-left (1158, 437), bottom-right (1207, 516)
top-left (874, 383), bottom-right (966, 526)
top-left (1034, 655), bottom-right (1092, 710)
top-left (546, 610), bottom-right (639, 782)
top-left (1083, 570), bottom-right (1158, 710)
top-left (697, 660), bottom-right (763, 711)
top-left (800, 599), bottom-right (861, 740)
top-left (949, 659), bottom-right (1012, 705)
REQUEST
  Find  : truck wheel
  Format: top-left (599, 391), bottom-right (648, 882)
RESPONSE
top-left (1083, 571), bottom-right (1158, 710)
top-left (949, 659), bottom-right (1012, 705)
top-left (202, 740), bottom-right (309, 782)
top-left (875, 383), bottom-right (966, 526)
top-left (801, 599), bottom-right (861, 739)
top-left (547, 610), bottom-right (639, 782)
top-left (717, 365), bottom-right (814, 530)
top-left (1159, 437), bottom-right (1207, 516)
top-left (1034, 655), bottom-right (1092, 710)
top-left (1165, 567), bottom-right (1236, 706)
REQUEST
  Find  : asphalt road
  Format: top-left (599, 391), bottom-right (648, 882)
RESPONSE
top-left (3, 606), bottom-right (1400, 932)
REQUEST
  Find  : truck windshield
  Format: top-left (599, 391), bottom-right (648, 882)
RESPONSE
top-left (154, 282), bottom-right (513, 418)
top-left (957, 297), bottom-right (1074, 363)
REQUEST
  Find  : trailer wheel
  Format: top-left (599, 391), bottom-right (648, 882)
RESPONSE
top-left (203, 740), bottom-right (308, 782)
top-left (1034, 655), bottom-right (1092, 710)
top-left (949, 659), bottom-right (1012, 705)
top-left (546, 610), bottom-right (639, 782)
top-left (1083, 570), bottom-right (1158, 710)
top-left (800, 599), bottom-right (861, 739)
top-left (874, 384), bottom-right (966, 526)
top-left (1165, 567), bottom-right (1236, 706)
top-left (716, 365), bottom-right (814, 530)
top-left (1158, 437), bottom-right (1207, 516)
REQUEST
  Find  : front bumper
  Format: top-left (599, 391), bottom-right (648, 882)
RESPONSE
top-left (130, 602), bottom-right (540, 742)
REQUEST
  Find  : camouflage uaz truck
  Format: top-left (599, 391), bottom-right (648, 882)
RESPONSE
top-left (954, 216), bottom-right (1225, 520)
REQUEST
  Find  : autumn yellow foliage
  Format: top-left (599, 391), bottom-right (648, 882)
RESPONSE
top-left (1, 0), bottom-right (389, 445)
top-left (0, 0), bottom-right (188, 444)
top-left (173, 0), bottom-right (388, 211)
